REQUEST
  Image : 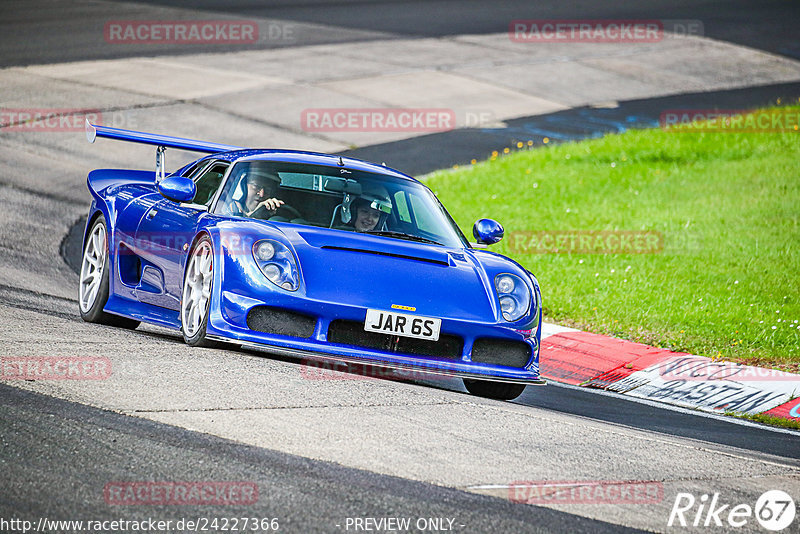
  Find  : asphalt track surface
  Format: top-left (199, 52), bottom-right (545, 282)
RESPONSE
top-left (1, 384), bottom-right (641, 534)
top-left (3, 2), bottom-right (800, 533)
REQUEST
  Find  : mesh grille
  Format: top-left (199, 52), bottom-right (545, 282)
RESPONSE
top-left (247, 306), bottom-right (316, 338)
top-left (327, 320), bottom-right (463, 359)
top-left (471, 338), bottom-right (532, 368)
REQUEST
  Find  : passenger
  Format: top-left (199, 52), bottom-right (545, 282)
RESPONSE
top-left (224, 169), bottom-right (291, 219)
top-left (345, 193), bottom-right (392, 232)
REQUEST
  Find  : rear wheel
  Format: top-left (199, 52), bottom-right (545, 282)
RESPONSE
top-left (181, 236), bottom-right (221, 347)
top-left (463, 379), bottom-right (526, 401)
top-left (78, 215), bottom-right (140, 329)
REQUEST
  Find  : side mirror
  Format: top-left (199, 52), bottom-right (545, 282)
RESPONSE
top-left (473, 218), bottom-right (504, 245)
top-left (157, 175), bottom-right (196, 203)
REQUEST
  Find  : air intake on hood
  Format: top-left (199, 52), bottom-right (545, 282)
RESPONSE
top-left (321, 246), bottom-right (449, 266)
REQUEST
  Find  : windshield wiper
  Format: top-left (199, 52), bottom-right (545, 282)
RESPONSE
top-left (364, 230), bottom-right (443, 246)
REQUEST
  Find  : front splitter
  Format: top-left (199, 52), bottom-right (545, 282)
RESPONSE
top-left (207, 335), bottom-right (547, 386)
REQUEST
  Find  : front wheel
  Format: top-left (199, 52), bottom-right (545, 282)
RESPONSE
top-left (78, 215), bottom-right (140, 329)
top-left (463, 379), bottom-right (526, 401)
top-left (181, 236), bottom-right (221, 347)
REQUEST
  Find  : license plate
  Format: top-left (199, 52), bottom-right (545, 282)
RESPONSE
top-left (364, 309), bottom-right (441, 341)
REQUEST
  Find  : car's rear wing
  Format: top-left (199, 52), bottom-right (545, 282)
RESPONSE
top-left (85, 120), bottom-right (245, 181)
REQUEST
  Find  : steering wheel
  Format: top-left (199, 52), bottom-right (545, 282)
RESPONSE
top-left (271, 204), bottom-right (303, 220)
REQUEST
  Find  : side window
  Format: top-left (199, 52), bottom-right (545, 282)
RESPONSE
top-left (279, 173), bottom-right (332, 192)
top-left (193, 162), bottom-right (229, 206)
top-left (408, 193), bottom-right (436, 233)
top-left (393, 191), bottom-right (412, 223)
top-left (279, 173), bottom-right (314, 190)
top-left (181, 160), bottom-right (208, 178)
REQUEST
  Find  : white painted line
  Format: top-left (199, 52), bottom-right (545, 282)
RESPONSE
top-left (540, 322), bottom-right (579, 338)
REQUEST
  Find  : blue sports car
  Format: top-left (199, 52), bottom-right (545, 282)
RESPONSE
top-left (78, 122), bottom-right (544, 400)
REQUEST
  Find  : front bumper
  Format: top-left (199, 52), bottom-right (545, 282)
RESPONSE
top-left (206, 289), bottom-right (544, 385)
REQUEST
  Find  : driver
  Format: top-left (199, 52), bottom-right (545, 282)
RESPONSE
top-left (223, 169), bottom-right (293, 220)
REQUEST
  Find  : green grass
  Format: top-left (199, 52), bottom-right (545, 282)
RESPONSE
top-left (426, 105), bottom-right (800, 371)
top-left (728, 411), bottom-right (800, 431)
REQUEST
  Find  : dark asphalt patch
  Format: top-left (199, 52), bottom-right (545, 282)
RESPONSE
top-left (61, 215), bottom-right (87, 275)
top-left (4, 0), bottom-right (799, 66)
top-left (341, 82), bottom-right (800, 176)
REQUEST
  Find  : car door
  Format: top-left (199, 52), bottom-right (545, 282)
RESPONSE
top-left (133, 161), bottom-right (229, 310)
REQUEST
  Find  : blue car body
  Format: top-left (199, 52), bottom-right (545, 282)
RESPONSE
top-left (80, 124), bottom-right (544, 394)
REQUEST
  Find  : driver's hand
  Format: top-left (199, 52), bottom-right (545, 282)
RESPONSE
top-left (255, 198), bottom-right (284, 212)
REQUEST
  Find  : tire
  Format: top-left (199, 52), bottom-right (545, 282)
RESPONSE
top-left (181, 236), bottom-right (222, 348)
top-left (78, 215), bottom-right (140, 329)
top-left (463, 379), bottom-right (526, 401)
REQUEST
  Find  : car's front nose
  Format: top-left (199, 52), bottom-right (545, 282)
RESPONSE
top-left (205, 225), bottom-right (542, 384)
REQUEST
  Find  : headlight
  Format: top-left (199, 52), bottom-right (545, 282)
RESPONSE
top-left (253, 239), bottom-right (299, 291)
top-left (496, 274), bottom-right (515, 293)
top-left (499, 296), bottom-right (516, 315)
top-left (494, 273), bottom-right (530, 322)
top-left (255, 241), bottom-right (275, 261)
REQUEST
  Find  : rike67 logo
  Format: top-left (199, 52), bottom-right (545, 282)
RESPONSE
top-left (668, 490), bottom-right (796, 531)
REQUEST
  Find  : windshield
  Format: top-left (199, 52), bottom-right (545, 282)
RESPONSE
top-left (213, 160), bottom-right (468, 248)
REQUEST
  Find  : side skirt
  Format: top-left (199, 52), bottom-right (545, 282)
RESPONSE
top-left (104, 294), bottom-right (181, 330)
